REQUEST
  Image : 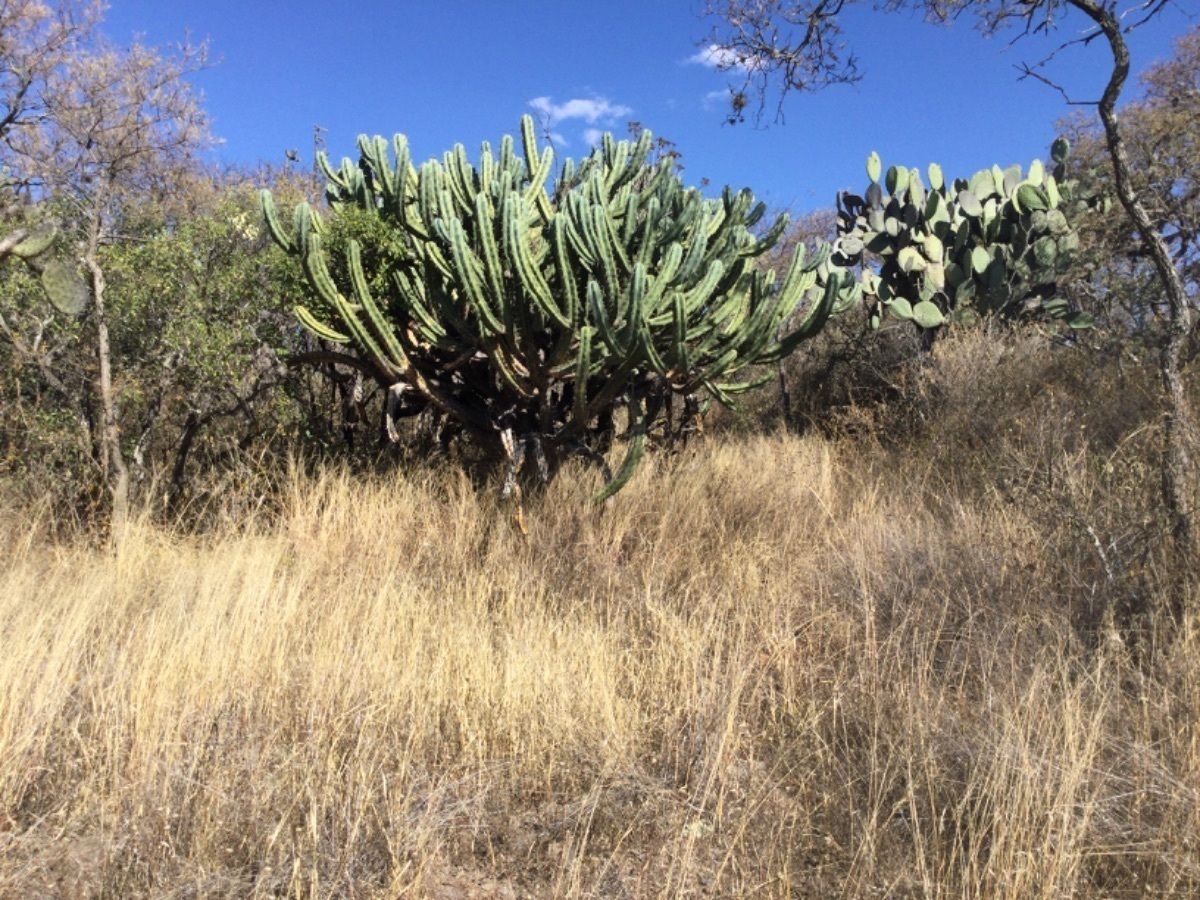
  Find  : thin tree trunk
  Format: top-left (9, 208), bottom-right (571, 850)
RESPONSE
top-left (168, 410), bottom-right (202, 515)
top-left (1071, 0), bottom-right (1196, 598)
top-left (85, 237), bottom-right (129, 545)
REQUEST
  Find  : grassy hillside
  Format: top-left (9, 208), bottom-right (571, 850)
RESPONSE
top-left (1, 333), bottom-right (1197, 898)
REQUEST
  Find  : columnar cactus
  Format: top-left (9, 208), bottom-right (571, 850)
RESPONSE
top-left (832, 139), bottom-right (1093, 332)
top-left (262, 116), bottom-right (844, 498)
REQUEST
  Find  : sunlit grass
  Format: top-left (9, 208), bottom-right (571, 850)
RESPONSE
top-left (1, 431), bottom-right (1197, 897)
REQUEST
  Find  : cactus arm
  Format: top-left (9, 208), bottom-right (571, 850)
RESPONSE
top-left (588, 204), bottom-right (624, 313)
top-left (260, 191), bottom-right (297, 254)
top-left (636, 315), bottom-right (668, 376)
top-left (503, 195), bottom-right (571, 329)
top-left (519, 116), bottom-right (554, 220)
top-left (439, 147), bottom-right (472, 214)
top-left (389, 270), bottom-right (455, 349)
top-left (347, 241), bottom-right (415, 373)
top-left (679, 259), bottom-right (726, 317)
top-left (302, 235), bottom-right (401, 379)
top-left (295, 304), bottom-right (351, 343)
top-left (760, 277), bottom-right (841, 363)
top-left (620, 262), bottom-right (647, 350)
top-left (642, 243), bottom-right (684, 313)
top-left (315, 150), bottom-right (341, 190)
top-left (744, 212), bottom-right (789, 257)
top-left (561, 195), bottom-right (599, 268)
top-left (550, 217), bottom-right (582, 325)
top-left (668, 289), bottom-right (691, 380)
top-left (573, 324), bottom-right (594, 426)
top-left (607, 128), bottom-right (654, 194)
top-left (591, 393), bottom-right (647, 503)
top-left (498, 133), bottom-right (516, 176)
top-left (588, 279), bottom-right (625, 357)
top-left (479, 330), bottom-right (534, 398)
top-left (359, 135), bottom-right (395, 199)
top-left (599, 198), bottom-right (632, 275)
top-left (676, 212), bottom-right (711, 283)
top-left (472, 191), bottom-right (507, 310)
top-left (445, 216), bottom-right (506, 336)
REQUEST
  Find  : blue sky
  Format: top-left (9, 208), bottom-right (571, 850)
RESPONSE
top-left (102, 1), bottom-right (1193, 215)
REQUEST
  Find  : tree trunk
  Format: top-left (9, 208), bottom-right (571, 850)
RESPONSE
top-left (85, 241), bottom-right (129, 546)
top-left (1071, 0), bottom-right (1196, 607)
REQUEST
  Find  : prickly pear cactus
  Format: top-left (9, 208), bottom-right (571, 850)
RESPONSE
top-left (262, 116), bottom-right (844, 499)
top-left (833, 138), bottom-right (1093, 332)
top-left (1, 216), bottom-right (90, 316)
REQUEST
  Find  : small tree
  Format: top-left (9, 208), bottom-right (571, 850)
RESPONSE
top-left (1, 0), bottom-right (214, 540)
top-left (1058, 26), bottom-right (1199, 335)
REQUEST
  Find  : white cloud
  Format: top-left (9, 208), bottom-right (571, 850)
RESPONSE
top-left (527, 95), bottom-right (632, 124)
top-left (687, 43), bottom-right (765, 72)
top-left (582, 128), bottom-right (603, 146)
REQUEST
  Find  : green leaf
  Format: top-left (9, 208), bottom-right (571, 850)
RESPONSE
top-left (957, 188), bottom-right (984, 218)
top-left (1027, 159), bottom-right (1045, 187)
top-left (1031, 235), bottom-right (1057, 269)
top-left (867, 152), bottom-right (882, 184)
top-left (888, 298), bottom-right (914, 321)
top-left (927, 162), bottom-right (944, 192)
top-left (947, 306), bottom-right (980, 326)
top-left (968, 170), bottom-right (994, 200)
top-left (1051, 137), bottom-right (1070, 165)
top-left (40, 261), bottom-right (89, 316)
top-left (1016, 183), bottom-right (1050, 212)
top-left (912, 300), bottom-right (945, 329)
top-left (898, 246), bottom-right (927, 273)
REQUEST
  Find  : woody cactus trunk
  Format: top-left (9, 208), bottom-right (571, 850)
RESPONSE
top-left (262, 116), bottom-right (843, 499)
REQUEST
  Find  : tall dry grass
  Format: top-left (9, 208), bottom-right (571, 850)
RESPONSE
top-left (1, 420), bottom-right (1198, 896)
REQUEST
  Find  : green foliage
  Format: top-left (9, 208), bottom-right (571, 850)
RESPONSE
top-left (262, 116), bottom-right (845, 498)
top-left (1, 177), bottom-right (315, 521)
top-left (834, 148), bottom-right (1096, 333)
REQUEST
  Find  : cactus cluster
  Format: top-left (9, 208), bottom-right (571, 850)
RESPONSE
top-left (832, 139), bottom-right (1092, 331)
top-left (262, 116), bottom-right (844, 499)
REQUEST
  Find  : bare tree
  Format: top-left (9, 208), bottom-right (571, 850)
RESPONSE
top-left (1, 1), bottom-right (102, 146)
top-left (699, 0), bottom-right (863, 123)
top-left (704, 0), bottom-right (1197, 603)
top-left (1, 1), bottom-right (100, 249)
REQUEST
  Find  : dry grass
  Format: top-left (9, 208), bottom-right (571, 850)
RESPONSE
top-left (1, 423), bottom-right (1198, 897)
